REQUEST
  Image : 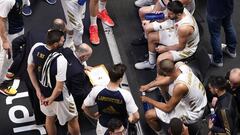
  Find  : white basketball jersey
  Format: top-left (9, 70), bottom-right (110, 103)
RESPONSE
top-left (174, 8), bottom-right (199, 58)
top-left (169, 63), bottom-right (207, 121)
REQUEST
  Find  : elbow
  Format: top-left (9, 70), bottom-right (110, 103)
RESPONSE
top-left (129, 111), bottom-right (140, 123)
top-left (164, 106), bottom-right (174, 113)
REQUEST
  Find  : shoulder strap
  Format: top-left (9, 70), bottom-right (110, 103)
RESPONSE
top-left (220, 109), bottom-right (231, 135)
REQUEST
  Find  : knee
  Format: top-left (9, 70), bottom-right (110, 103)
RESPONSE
top-left (148, 32), bottom-right (157, 42)
top-left (145, 109), bottom-right (157, 121)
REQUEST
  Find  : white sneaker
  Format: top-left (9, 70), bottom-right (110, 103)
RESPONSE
top-left (208, 54), bottom-right (223, 67)
top-left (134, 0), bottom-right (153, 7)
top-left (221, 43), bottom-right (236, 58)
top-left (135, 60), bottom-right (155, 69)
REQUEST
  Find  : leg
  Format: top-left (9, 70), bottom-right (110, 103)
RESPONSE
top-left (45, 116), bottom-right (57, 135)
top-left (134, 31), bottom-right (159, 69)
top-left (148, 31), bottom-right (160, 64)
top-left (89, 0), bottom-right (100, 44)
top-left (68, 116), bottom-right (80, 135)
top-left (97, 0), bottom-right (114, 26)
top-left (145, 109), bottom-right (161, 132)
top-left (222, 15), bottom-right (237, 53)
top-left (207, 15), bottom-right (222, 63)
top-left (139, 6), bottom-right (153, 21)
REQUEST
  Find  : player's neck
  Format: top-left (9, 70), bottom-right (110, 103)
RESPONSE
top-left (107, 81), bottom-right (120, 90)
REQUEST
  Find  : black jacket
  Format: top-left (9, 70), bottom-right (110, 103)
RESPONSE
top-left (211, 92), bottom-right (238, 135)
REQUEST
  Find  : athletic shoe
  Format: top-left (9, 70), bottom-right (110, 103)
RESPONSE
top-left (45, 0), bottom-right (57, 5)
top-left (0, 80), bottom-right (13, 90)
top-left (221, 43), bottom-right (236, 58)
top-left (89, 25), bottom-right (100, 45)
top-left (131, 35), bottom-right (147, 46)
top-left (0, 80), bottom-right (15, 96)
top-left (208, 54), bottom-right (223, 67)
top-left (135, 60), bottom-right (155, 69)
top-left (134, 0), bottom-right (153, 7)
top-left (22, 5), bottom-right (32, 16)
top-left (97, 9), bottom-right (114, 27)
top-left (2, 86), bottom-right (17, 96)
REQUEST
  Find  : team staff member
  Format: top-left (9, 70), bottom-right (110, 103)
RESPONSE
top-left (82, 64), bottom-right (140, 135)
top-left (27, 30), bottom-right (80, 135)
top-left (208, 76), bottom-right (238, 135)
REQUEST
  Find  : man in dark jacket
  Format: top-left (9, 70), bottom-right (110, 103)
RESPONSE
top-left (208, 76), bottom-right (238, 135)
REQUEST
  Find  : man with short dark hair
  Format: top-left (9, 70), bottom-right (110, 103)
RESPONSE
top-left (27, 30), bottom-right (80, 135)
top-left (104, 118), bottom-right (126, 135)
top-left (169, 118), bottom-right (189, 135)
top-left (135, 1), bottom-right (199, 70)
top-left (208, 76), bottom-right (238, 135)
top-left (82, 64), bottom-right (140, 135)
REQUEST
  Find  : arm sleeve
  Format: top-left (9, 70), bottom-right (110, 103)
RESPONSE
top-left (83, 86), bottom-right (103, 107)
top-left (121, 90), bottom-right (139, 114)
top-left (27, 43), bottom-right (42, 65)
top-left (0, 0), bottom-right (15, 18)
top-left (55, 55), bottom-right (67, 81)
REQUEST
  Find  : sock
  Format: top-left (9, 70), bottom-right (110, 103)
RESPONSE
top-left (90, 16), bottom-right (97, 25)
top-left (99, 1), bottom-right (106, 12)
top-left (149, 51), bottom-right (156, 64)
top-left (4, 72), bottom-right (14, 80)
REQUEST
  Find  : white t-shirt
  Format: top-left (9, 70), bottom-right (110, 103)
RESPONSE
top-left (83, 85), bottom-right (139, 114)
top-left (0, 0), bottom-right (15, 18)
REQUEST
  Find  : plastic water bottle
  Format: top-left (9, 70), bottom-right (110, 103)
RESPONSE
top-left (142, 92), bottom-right (153, 112)
top-left (210, 108), bottom-right (216, 122)
top-left (145, 13), bottom-right (165, 21)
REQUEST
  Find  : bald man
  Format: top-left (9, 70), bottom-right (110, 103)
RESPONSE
top-left (226, 68), bottom-right (240, 115)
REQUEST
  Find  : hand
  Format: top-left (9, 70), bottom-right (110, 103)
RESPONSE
top-left (211, 97), bottom-right (218, 108)
top-left (182, 124), bottom-right (189, 135)
top-left (36, 90), bottom-right (45, 102)
top-left (208, 119), bottom-right (213, 129)
top-left (139, 85), bottom-right (150, 92)
top-left (84, 66), bottom-right (93, 72)
top-left (2, 41), bottom-right (11, 59)
top-left (155, 45), bottom-right (167, 53)
top-left (128, 114), bottom-right (135, 123)
top-left (93, 112), bottom-right (100, 120)
top-left (140, 96), bottom-right (149, 102)
top-left (42, 97), bottom-right (54, 106)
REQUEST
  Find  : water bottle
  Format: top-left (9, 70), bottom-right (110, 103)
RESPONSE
top-left (78, 0), bottom-right (86, 5)
top-left (142, 92), bottom-right (153, 112)
top-left (145, 12), bottom-right (165, 21)
top-left (210, 108), bottom-right (216, 122)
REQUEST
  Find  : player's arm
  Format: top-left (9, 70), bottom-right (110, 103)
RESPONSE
top-left (180, 0), bottom-right (192, 6)
top-left (140, 75), bottom-right (172, 92)
top-left (27, 63), bottom-right (43, 100)
top-left (141, 83), bottom-right (188, 112)
top-left (0, 16), bottom-right (10, 50)
top-left (163, 25), bottom-right (193, 51)
top-left (82, 104), bottom-right (99, 120)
